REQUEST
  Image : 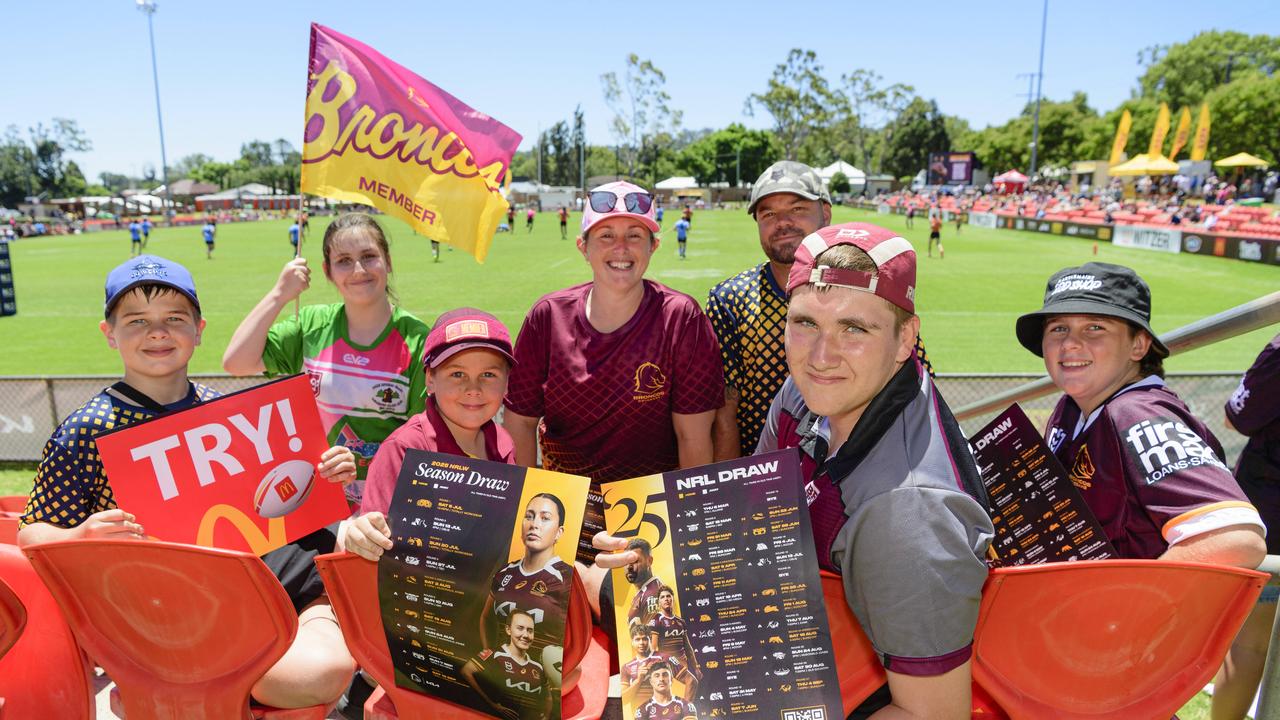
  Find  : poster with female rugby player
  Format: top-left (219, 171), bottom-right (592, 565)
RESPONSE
top-left (380, 450), bottom-right (588, 720)
top-left (604, 450), bottom-right (842, 720)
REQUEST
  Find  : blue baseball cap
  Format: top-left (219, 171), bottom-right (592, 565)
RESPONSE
top-left (104, 255), bottom-right (201, 318)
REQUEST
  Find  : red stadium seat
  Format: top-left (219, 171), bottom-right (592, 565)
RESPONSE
top-left (0, 518), bottom-right (16, 546)
top-left (0, 544), bottom-right (95, 719)
top-left (971, 560), bottom-right (1264, 720)
top-left (0, 574), bottom-right (26, 718)
top-left (0, 497), bottom-right (25, 514)
top-left (314, 551), bottom-right (607, 720)
top-left (23, 539), bottom-right (327, 720)
top-left (820, 570), bottom-right (887, 714)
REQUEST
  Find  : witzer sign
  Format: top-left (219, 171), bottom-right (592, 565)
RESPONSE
top-left (97, 375), bottom-right (350, 554)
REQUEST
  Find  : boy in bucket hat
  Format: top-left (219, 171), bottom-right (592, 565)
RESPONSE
top-left (1017, 261), bottom-right (1265, 566)
top-left (345, 307), bottom-right (517, 558)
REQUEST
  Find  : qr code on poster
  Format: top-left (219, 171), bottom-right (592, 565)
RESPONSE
top-left (782, 708), bottom-right (826, 720)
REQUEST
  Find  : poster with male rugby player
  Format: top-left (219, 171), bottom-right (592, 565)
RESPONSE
top-left (380, 449), bottom-right (589, 719)
top-left (604, 449), bottom-right (842, 720)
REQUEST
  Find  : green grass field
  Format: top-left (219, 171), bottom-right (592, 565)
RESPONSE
top-left (3, 207), bottom-right (1266, 718)
top-left (3, 206), bottom-right (1277, 377)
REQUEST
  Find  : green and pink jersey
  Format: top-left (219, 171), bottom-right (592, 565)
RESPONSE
top-left (263, 303), bottom-right (428, 502)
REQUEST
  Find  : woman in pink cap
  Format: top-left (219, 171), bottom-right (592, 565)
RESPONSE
top-left (502, 181), bottom-right (724, 619)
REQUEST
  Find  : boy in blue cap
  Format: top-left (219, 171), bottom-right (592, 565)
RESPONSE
top-left (18, 254), bottom-right (360, 709)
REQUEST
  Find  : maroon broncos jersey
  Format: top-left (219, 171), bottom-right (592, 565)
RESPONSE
top-left (471, 647), bottom-right (548, 720)
top-left (646, 612), bottom-right (693, 665)
top-left (622, 652), bottom-right (688, 707)
top-left (634, 697), bottom-right (697, 720)
top-left (1045, 378), bottom-right (1258, 559)
top-left (490, 557), bottom-right (573, 652)
top-left (628, 576), bottom-right (665, 626)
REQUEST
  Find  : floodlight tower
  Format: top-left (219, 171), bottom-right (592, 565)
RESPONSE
top-left (1029, 0), bottom-right (1049, 178)
top-left (136, 0), bottom-right (173, 220)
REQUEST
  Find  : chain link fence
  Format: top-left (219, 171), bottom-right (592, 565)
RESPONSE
top-left (0, 372), bottom-right (1250, 466)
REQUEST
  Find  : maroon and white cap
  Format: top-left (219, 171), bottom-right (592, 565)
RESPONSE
top-left (424, 308), bottom-right (516, 369)
top-left (786, 222), bottom-right (917, 315)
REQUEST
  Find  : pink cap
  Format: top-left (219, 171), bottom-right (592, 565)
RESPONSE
top-left (581, 181), bottom-right (660, 237)
top-left (424, 308), bottom-right (515, 369)
top-left (786, 223), bottom-right (917, 315)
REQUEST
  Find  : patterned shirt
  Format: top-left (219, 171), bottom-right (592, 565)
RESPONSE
top-left (470, 647), bottom-right (548, 720)
top-left (21, 383), bottom-right (219, 528)
top-left (706, 263), bottom-right (790, 457)
top-left (504, 280), bottom-right (723, 482)
top-left (489, 557), bottom-right (574, 654)
top-left (262, 303), bottom-right (428, 501)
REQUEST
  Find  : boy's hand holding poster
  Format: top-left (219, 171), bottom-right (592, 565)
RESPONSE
top-left (970, 404), bottom-right (1115, 564)
top-left (97, 375), bottom-right (349, 555)
top-left (604, 449), bottom-right (842, 720)
top-left (380, 449), bottom-right (590, 720)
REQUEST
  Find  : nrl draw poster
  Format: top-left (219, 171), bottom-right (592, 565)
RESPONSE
top-left (379, 449), bottom-right (589, 719)
top-left (604, 449), bottom-right (842, 720)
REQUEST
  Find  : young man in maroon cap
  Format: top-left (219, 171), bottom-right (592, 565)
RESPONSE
top-left (341, 307), bottom-right (517, 560)
top-left (757, 222), bottom-right (992, 718)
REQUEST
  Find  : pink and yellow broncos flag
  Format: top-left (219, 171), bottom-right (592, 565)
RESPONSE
top-left (301, 24), bottom-right (521, 262)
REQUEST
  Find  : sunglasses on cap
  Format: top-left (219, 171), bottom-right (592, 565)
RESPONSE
top-left (589, 189), bottom-right (654, 215)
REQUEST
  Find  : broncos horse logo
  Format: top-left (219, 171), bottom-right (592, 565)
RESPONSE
top-left (632, 362), bottom-right (668, 401)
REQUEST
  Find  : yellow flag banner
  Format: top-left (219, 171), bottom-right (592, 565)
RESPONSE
top-left (301, 24), bottom-right (521, 262)
top-left (1109, 110), bottom-right (1132, 166)
top-left (1190, 103), bottom-right (1211, 162)
top-left (1147, 103), bottom-right (1171, 158)
top-left (1167, 107), bottom-right (1192, 160)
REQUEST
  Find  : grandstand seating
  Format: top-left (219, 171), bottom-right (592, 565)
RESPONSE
top-left (0, 575), bottom-right (26, 718)
top-left (819, 570), bottom-right (885, 713)
top-left (0, 497), bottom-right (25, 546)
top-left (23, 539), bottom-right (327, 720)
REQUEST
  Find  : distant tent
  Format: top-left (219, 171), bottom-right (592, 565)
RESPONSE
top-left (655, 176), bottom-right (699, 190)
top-left (819, 161), bottom-right (867, 189)
top-left (993, 170), bottom-right (1028, 192)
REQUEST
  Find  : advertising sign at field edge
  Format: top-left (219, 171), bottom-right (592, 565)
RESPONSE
top-left (1112, 224), bottom-right (1182, 255)
top-left (97, 374), bottom-right (349, 555)
top-left (301, 23), bottom-right (522, 262)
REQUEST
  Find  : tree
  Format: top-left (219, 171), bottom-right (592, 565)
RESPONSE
top-left (570, 105), bottom-right (585, 189)
top-left (1206, 74), bottom-right (1280, 165)
top-left (601, 55), bottom-right (683, 182)
top-left (881, 98), bottom-right (949, 179)
top-left (239, 140), bottom-right (275, 168)
top-left (0, 119), bottom-right (92, 206)
top-left (836, 69), bottom-right (915, 171)
top-left (168, 153), bottom-right (213, 180)
top-left (677, 123), bottom-right (783, 187)
top-left (188, 161), bottom-right (234, 189)
top-left (830, 171), bottom-right (850, 194)
top-left (745, 49), bottom-right (835, 161)
top-left (1137, 31), bottom-right (1280, 109)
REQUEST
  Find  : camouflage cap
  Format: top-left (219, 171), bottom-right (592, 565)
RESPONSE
top-left (747, 161), bottom-right (831, 215)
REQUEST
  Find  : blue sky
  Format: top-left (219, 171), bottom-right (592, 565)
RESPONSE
top-left (5, 1), bottom-right (1273, 180)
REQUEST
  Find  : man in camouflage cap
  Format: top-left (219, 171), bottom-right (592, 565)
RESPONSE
top-left (705, 161), bottom-right (832, 459)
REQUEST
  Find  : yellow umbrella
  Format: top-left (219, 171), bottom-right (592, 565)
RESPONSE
top-left (1108, 153), bottom-right (1180, 176)
top-left (1214, 152), bottom-right (1270, 168)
